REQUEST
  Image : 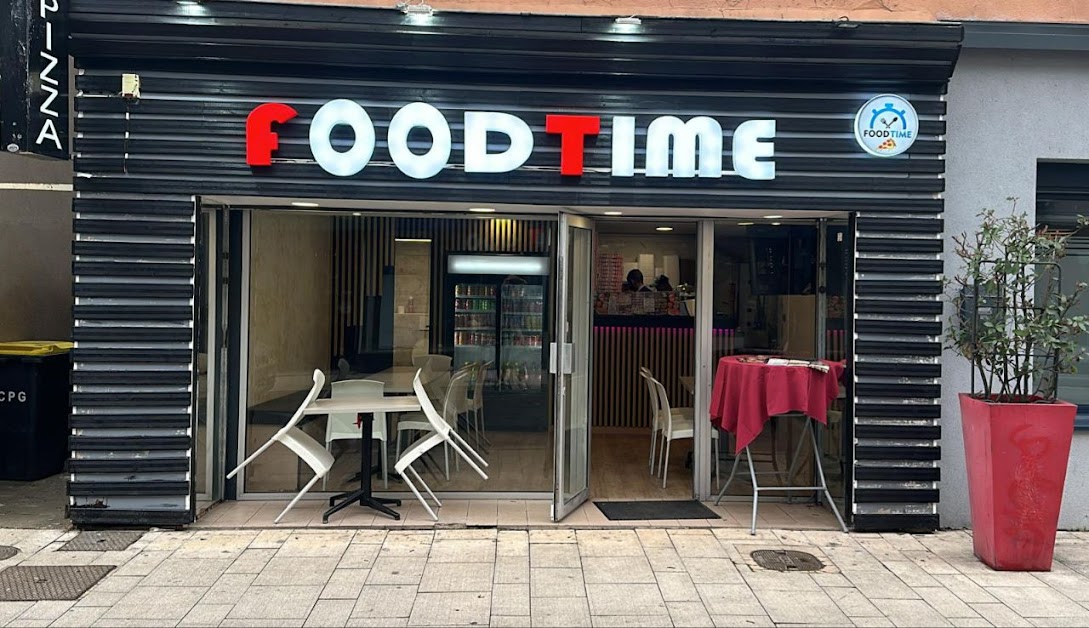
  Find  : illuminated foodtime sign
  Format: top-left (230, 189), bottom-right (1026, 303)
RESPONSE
top-left (246, 100), bottom-right (777, 181)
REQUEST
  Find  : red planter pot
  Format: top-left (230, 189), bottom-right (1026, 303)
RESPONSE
top-left (959, 393), bottom-right (1076, 571)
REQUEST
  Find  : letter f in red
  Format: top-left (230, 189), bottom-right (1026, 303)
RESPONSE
top-left (246, 103), bottom-right (298, 166)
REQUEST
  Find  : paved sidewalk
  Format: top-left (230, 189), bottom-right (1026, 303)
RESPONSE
top-left (3, 527), bottom-right (1089, 627)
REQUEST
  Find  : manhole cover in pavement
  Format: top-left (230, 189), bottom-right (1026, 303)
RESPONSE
top-left (0, 565), bottom-right (115, 601)
top-left (59, 530), bottom-right (143, 552)
top-left (751, 549), bottom-right (824, 572)
top-left (0, 546), bottom-right (18, 561)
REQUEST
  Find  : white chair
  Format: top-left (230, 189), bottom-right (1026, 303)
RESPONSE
top-left (639, 367), bottom-right (695, 475)
top-left (466, 361), bottom-right (492, 450)
top-left (396, 370), bottom-right (490, 520)
top-left (648, 374), bottom-right (720, 489)
top-left (394, 366), bottom-right (473, 479)
top-left (324, 379), bottom-right (389, 490)
top-left (227, 369), bottom-right (332, 524)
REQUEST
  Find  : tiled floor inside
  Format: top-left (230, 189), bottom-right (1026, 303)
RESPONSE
top-left (195, 498), bottom-right (841, 530)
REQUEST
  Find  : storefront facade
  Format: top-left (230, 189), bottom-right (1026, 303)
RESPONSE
top-left (66, 0), bottom-right (959, 530)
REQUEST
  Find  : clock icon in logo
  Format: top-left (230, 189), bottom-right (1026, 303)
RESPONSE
top-left (854, 95), bottom-right (919, 158)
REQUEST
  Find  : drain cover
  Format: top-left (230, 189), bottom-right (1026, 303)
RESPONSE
top-left (751, 549), bottom-right (824, 572)
top-left (0, 546), bottom-right (18, 561)
top-left (0, 565), bottom-right (115, 601)
top-left (59, 530), bottom-right (143, 552)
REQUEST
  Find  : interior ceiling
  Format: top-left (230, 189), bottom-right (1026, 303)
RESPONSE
top-left (202, 195), bottom-right (848, 221)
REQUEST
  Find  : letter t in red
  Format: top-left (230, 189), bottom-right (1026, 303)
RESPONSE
top-left (246, 103), bottom-right (298, 166)
top-left (545, 115), bottom-right (601, 176)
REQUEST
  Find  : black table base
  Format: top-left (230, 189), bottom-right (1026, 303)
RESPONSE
top-left (323, 413), bottom-right (401, 522)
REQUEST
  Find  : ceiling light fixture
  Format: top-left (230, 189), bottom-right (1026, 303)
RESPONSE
top-left (469, 207), bottom-right (496, 213)
top-left (738, 221), bottom-right (754, 226)
top-left (290, 201), bottom-right (320, 208)
top-left (398, 1), bottom-right (434, 16)
top-left (352, 212), bottom-right (363, 216)
top-left (604, 211), bottom-right (623, 216)
top-left (763, 214), bottom-right (783, 220)
top-left (614, 16), bottom-right (642, 25)
top-left (771, 222), bottom-right (782, 226)
top-left (395, 238), bottom-right (433, 243)
top-left (176, 0), bottom-right (199, 4)
top-left (656, 226), bottom-right (674, 232)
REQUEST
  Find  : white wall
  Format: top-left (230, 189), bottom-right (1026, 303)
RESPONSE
top-left (943, 49), bottom-right (1089, 529)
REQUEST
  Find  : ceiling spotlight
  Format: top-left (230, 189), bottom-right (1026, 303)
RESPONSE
top-left (763, 215), bottom-right (783, 220)
top-left (771, 222), bottom-right (782, 226)
top-left (398, 1), bottom-right (434, 16)
top-left (738, 221), bottom-right (754, 226)
top-left (291, 201), bottom-right (320, 208)
top-left (656, 226), bottom-right (674, 232)
top-left (615, 16), bottom-right (642, 25)
top-left (469, 207), bottom-right (496, 213)
top-left (352, 212), bottom-right (363, 216)
top-left (176, 0), bottom-right (201, 4)
top-left (604, 211), bottom-right (623, 216)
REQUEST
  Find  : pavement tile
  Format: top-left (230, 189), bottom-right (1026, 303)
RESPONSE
top-left (339, 544), bottom-right (381, 570)
top-left (883, 560), bottom-right (943, 588)
top-left (582, 556), bottom-right (655, 584)
top-left (987, 586), bottom-right (1089, 618)
top-left (250, 529), bottom-right (293, 549)
top-left (695, 584), bottom-right (765, 616)
top-left (934, 574), bottom-right (1000, 605)
top-left (586, 583), bottom-right (666, 616)
top-left (965, 570), bottom-right (1051, 588)
top-left (845, 570), bottom-right (920, 600)
top-left (531, 544), bottom-right (582, 569)
top-left (48, 606), bottom-right (108, 627)
top-left (495, 556), bottom-right (530, 584)
top-left (351, 530), bottom-right (388, 545)
top-left (636, 529), bottom-right (674, 548)
top-left (667, 600), bottom-right (713, 627)
top-left (352, 584), bottom-right (418, 618)
top-left (227, 584), bottom-right (322, 620)
top-left (201, 573), bottom-right (258, 605)
top-left (278, 532), bottom-right (353, 558)
top-left (419, 562), bottom-right (494, 592)
top-left (682, 558), bottom-right (743, 584)
top-left (141, 557), bottom-right (234, 587)
top-left (755, 589), bottom-right (849, 625)
top-left (491, 616), bottom-right (530, 627)
top-left (825, 587), bottom-right (884, 618)
top-left (429, 539), bottom-right (498, 563)
top-left (101, 586), bottom-right (208, 621)
top-left (656, 572), bottom-right (700, 602)
top-left (14, 601), bottom-right (74, 622)
top-left (19, 551), bottom-right (99, 567)
top-left (1031, 569), bottom-right (1089, 602)
top-left (869, 599), bottom-right (952, 627)
top-left (950, 619), bottom-right (996, 627)
top-left (591, 614), bottom-right (672, 627)
top-left (901, 550), bottom-right (961, 576)
top-left (812, 573), bottom-right (853, 588)
top-left (378, 531), bottom-right (433, 557)
top-left (492, 583), bottom-right (530, 616)
top-left (74, 591), bottom-right (127, 608)
top-left (528, 530), bottom-right (576, 544)
top-left (709, 615), bottom-right (774, 627)
top-left (741, 570), bottom-right (819, 591)
top-left (220, 620), bottom-right (304, 628)
top-left (347, 618), bottom-right (408, 627)
top-left (5, 618), bottom-right (52, 627)
top-left (531, 568), bottom-right (586, 598)
top-left (304, 599), bottom-right (354, 627)
top-left (322, 569), bottom-right (369, 599)
top-left (531, 596), bottom-right (591, 627)
top-left (577, 530), bottom-right (644, 557)
top-left (434, 529), bottom-right (498, 541)
top-left (253, 556), bottom-right (339, 586)
top-left (915, 586), bottom-right (983, 619)
top-left (850, 618), bottom-right (895, 627)
top-left (971, 600), bottom-right (1028, 626)
top-left (178, 603), bottom-right (234, 627)
top-left (173, 532), bottom-right (256, 559)
top-left (88, 575), bottom-right (144, 594)
top-left (110, 550), bottom-right (173, 577)
top-left (227, 548), bottom-right (278, 574)
top-left (92, 619), bottom-right (181, 627)
top-left (669, 531), bottom-right (727, 558)
top-left (365, 556), bottom-right (428, 586)
top-left (407, 591), bottom-right (491, 626)
top-left (645, 548), bottom-right (686, 573)
top-left (497, 531), bottom-right (530, 557)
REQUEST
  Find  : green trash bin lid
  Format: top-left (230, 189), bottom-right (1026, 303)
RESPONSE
top-left (0, 341), bottom-right (74, 356)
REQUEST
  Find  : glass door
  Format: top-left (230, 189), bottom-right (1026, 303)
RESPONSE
top-left (552, 213), bottom-right (594, 521)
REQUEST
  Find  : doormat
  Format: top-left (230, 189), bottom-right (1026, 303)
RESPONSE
top-left (0, 565), bottom-right (114, 601)
top-left (59, 530), bottom-right (144, 552)
top-left (594, 500), bottom-right (720, 521)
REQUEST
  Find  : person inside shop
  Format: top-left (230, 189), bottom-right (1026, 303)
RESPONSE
top-left (653, 275), bottom-right (673, 292)
top-left (622, 269), bottom-right (652, 292)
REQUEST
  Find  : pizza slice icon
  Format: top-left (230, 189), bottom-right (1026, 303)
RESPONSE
top-left (877, 138), bottom-right (897, 151)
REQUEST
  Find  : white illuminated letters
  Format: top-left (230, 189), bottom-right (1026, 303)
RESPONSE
top-left (732, 120), bottom-right (776, 181)
top-left (310, 99), bottom-right (376, 177)
top-left (645, 116), bottom-right (723, 178)
top-left (35, 0), bottom-right (62, 151)
top-left (387, 102), bottom-right (451, 180)
top-left (279, 100), bottom-right (779, 181)
top-left (463, 112), bottom-right (534, 174)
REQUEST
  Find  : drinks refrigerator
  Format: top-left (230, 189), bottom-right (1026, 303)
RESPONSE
top-left (445, 254), bottom-right (550, 432)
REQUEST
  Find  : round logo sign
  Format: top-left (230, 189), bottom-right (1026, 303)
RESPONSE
top-left (853, 94), bottom-right (919, 157)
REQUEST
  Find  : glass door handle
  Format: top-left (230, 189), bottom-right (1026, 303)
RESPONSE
top-left (549, 342), bottom-right (573, 374)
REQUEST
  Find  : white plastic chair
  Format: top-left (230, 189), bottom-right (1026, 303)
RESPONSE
top-left (396, 369), bottom-right (490, 520)
top-left (394, 366), bottom-right (472, 479)
top-left (640, 367), bottom-right (695, 475)
top-left (227, 369), bottom-right (332, 524)
top-left (648, 374), bottom-right (720, 489)
top-left (324, 379), bottom-right (388, 490)
top-left (467, 361), bottom-right (492, 450)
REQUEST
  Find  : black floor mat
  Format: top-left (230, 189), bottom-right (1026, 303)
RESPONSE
top-left (594, 500), bottom-right (720, 521)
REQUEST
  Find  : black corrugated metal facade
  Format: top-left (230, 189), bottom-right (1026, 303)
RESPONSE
top-left (67, 0), bottom-right (960, 530)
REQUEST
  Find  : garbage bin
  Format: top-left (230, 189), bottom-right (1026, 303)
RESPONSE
top-left (0, 341), bottom-right (73, 481)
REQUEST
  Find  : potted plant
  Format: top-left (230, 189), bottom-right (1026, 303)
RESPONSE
top-left (947, 202), bottom-right (1089, 571)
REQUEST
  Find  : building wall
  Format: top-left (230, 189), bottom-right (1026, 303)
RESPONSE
top-left (247, 211), bottom-right (333, 407)
top-left (943, 49), bottom-right (1089, 529)
top-left (259, 0), bottom-right (1089, 23)
top-left (0, 154), bottom-right (72, 342)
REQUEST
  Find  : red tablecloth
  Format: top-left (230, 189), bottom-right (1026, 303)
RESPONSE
top-left (709, 357), bottom-right (845, 453)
